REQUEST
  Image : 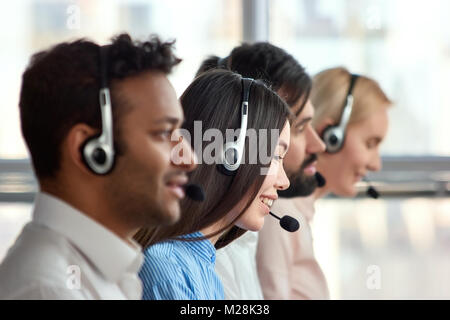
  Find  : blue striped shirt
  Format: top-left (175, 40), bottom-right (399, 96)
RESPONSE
top-left (139, 231), bottom-right (224, 300)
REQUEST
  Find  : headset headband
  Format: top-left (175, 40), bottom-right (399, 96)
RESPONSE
top-left (219, 77), bottom-right (254, 175)
top-left (337, 74), bottom-right (359, 132)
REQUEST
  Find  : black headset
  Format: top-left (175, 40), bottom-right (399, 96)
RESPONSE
top-left (81, 45), bottom-right (115, 175)
top-left (322, 74), bottom-right (359, 153)
top-left (217, 77), bottom-right (254, 176)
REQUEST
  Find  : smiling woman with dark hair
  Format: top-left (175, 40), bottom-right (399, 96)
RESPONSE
top-left (196, 42), bottom-right (326, 300)
top-left (134, 69), bottom-right (292, 300)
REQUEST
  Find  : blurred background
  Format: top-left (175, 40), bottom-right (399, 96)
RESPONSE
top-left (0, 0), bottom-right (449, 299)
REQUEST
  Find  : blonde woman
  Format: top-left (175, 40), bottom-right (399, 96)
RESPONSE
top-left (256, 67), bottom-right (391, 299)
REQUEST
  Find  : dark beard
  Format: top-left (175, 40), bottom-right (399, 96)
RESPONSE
top-left (279, 154), bottom-right (318, 198)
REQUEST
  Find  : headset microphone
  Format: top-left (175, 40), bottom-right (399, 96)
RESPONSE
top-left (269, 212), bottom-right (300, 232)
top-left (184, 184), bottom-right (205, 202)
top-left (363, 177), bottom-right (380, 199)
top-left (315, 172), bottom-right (326, 188)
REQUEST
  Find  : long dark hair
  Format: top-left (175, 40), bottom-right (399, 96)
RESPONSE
top-left (134, 69), bottom-right (290, 249)
top-left (196, 42), bottom-right (311, 115)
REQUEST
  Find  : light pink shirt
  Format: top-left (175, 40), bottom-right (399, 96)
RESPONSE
top-left (256, 196), bottom-right (330, 300)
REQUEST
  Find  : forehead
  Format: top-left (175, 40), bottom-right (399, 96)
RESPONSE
top-left (278, 121), bottom-right (291, 148)
top-left (115, 71), bottom-right (182, 124)
top-left (291, 98), bottom-right (314, 122)
top-left (350, 106), bottom-right (389, 137)
top-left (298, 99), bottom-right (314, 118)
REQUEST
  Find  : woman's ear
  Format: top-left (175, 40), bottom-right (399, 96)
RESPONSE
top-left (315, 117), bottom-right (336, 138)
top-left (63, 124), bottom-right (99, 175)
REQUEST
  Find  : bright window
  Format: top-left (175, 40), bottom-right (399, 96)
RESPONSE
top-left (0, 0), bottom-right (242, 158)
top-left (270, 0), bottom-right (450, 156)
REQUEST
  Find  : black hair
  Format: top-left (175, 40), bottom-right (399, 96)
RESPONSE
top-left (134, 69), bottom-right (291, 249)
top-left (196, 42), bottom-right (311, 114)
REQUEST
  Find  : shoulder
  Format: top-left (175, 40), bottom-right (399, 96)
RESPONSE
top-left (0, 222), bottom-right (84, 298)
top-left (140, 241), bottom-right (200, 300)
top-left (143, 240), bottom-right (175, 258)
top-left (139, 241), bottom-right (187, 286)
top-left (2, 222), bottom-right (74, 265)
top-left (215, 245), bottom-right (235, 279)
top-left (141, 277), bottom-right (197, 300)
top-left (0, 281), bottom-right (87, 300)
top-left (217, 232), bottom-right (258, 265)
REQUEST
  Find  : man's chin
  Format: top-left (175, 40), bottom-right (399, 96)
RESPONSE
top-left (164, 205), bottom-right (181, 225)
top-left (154, 201), bottom-right (181, 226)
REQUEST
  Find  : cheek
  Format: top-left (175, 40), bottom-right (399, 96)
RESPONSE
top-left (320, 154), bottom-right (343, 179)
top-left (118, 140), bottom-right (173, 195)
top-left (342, 142), bottom-right (368, 170)
top-left (318, 153), bottom-right (351, 191)
top-left (284, 137), bottom-right (305, 170)
top-left (236, 199), bottom-right (265, 231)
top-left (262, 166), bottom-right (278, 189)
top-left (264, 154), bottom-right (278, 176)
top-left (139, 139), bottom-right (172, 171)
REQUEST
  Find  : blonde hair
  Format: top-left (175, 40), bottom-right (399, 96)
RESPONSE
top-left (311, 67), bottom-right (391, 129)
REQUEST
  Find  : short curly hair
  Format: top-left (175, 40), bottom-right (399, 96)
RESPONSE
top-left (19, 33), bottom-right (181, 180)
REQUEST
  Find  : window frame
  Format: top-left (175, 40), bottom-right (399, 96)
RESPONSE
top-left (1, 1), bottom-right (449, 202)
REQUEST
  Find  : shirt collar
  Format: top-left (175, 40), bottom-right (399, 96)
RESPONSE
top-left (32, 192), bottom-right (143, 282)
top-left (178, 231), bottom-right (216, 264)
top-left (292, 194), bottom-right (316, 222)
top-left (274, 196), bottom-right (316, 222)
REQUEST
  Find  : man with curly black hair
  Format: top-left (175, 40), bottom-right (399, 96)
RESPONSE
top-left (0, 33), bottom-right (197, 299)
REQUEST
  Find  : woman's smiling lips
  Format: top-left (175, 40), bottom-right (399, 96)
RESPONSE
top-left (259, 194), bottom-right (278, 213)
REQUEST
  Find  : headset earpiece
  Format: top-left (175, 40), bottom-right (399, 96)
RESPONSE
top-left (81, 132), bottom-right (115, 175)
top-left (217, 159), bottom-right (237, 176)
top-left (217, 77), bottom-right (253, 176)
top-left (81, 46), bottom-right (116, 175)
top-left (323, 74), bottom-right (359, 154)
top-left (322, 124), bottom-right (345, 153)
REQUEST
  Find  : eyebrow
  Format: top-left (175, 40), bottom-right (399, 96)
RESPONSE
top-left (295, 117), bottom-right (313, 128)
top-left (153, 116), bottom-right (183, 126)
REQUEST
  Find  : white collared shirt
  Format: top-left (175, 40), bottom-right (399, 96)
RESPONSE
top-left (215, 231), bottom-right (264, 300)
top-left (0, 192), bottom-right (144, 300)
top-left (256, 196), bottom-right (330, 300)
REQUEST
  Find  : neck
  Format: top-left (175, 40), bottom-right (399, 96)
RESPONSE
top-left (200, 220), bottom-right (230, 245)
top-left (313, 184), bottom-right (329, 200)
top-left (40, 180), bottom-right (136, 244)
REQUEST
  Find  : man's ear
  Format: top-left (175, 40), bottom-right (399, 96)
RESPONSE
top-left (63, 124), bottom-right (99, 175)
top-left (315, 117), bottom-right (336, 138)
